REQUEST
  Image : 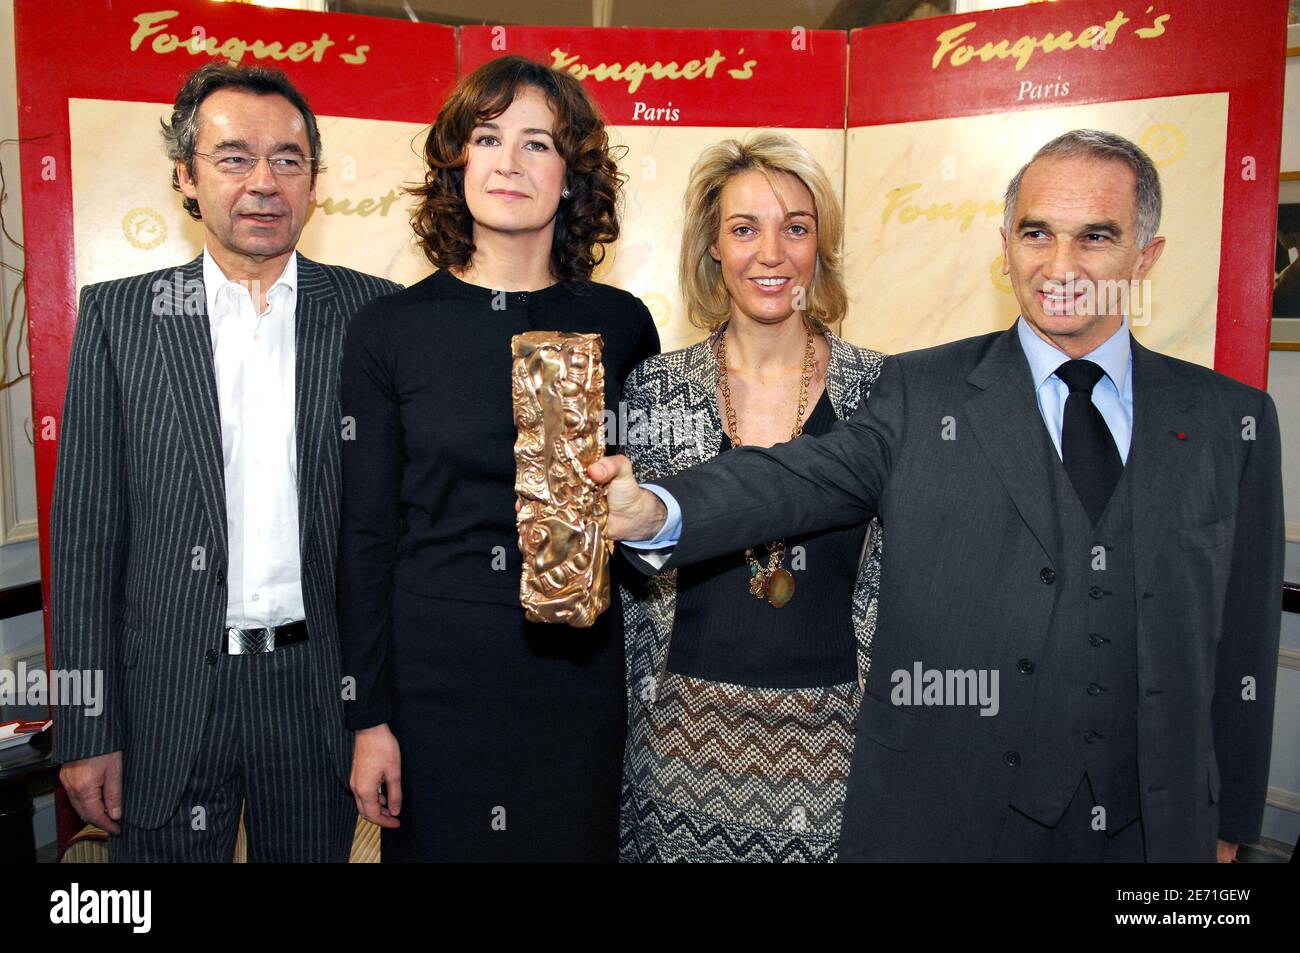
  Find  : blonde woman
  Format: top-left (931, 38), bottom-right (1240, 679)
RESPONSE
top-left (618, 134), bottom-right (885, 862)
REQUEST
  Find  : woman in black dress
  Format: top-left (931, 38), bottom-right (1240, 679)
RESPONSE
top-left (338, 56), bottom-right (659, 861)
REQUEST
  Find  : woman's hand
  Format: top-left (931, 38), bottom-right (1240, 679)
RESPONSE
top-left (587, 455), bottom-right (668, 541)
top-left (351, 723), bottom-right (403, 829)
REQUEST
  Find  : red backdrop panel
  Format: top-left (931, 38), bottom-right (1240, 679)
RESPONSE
top-left (849, 0), bottom-right (1287, 387)
top-left (14, 0), bottom-right (454, 680)
top-left (460, 25), bottom-right (846, 127)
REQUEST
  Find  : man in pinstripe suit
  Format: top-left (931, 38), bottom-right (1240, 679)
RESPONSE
top-left (50, 63), bottom-right (400, 861)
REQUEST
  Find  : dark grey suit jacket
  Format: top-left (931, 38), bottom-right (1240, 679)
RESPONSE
top-left (49, 253), bottom-right (400, 828)
top-left (647, 326), bottom-right (1284, 862)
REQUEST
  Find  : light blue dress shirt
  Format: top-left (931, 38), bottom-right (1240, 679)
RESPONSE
top-left (622, 484), bottom-right (684, 551)
top-left (1016, 315), bottom-right (1133, 465)
top-left (625, 317), bottom-right (1135, 551)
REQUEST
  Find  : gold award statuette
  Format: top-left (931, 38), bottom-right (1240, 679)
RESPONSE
top-left (512, 331), bottom-right (611, 627)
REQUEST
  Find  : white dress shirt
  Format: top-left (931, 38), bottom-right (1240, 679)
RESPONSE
top-left (203, 248), bottom-right (305, 629)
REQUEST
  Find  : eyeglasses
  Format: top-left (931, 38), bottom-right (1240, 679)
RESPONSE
top-left (193, 151), bottom-right (316, 177)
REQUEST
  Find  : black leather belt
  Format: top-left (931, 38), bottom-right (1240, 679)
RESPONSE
top-left (223, 620), bottom-right (308, 655)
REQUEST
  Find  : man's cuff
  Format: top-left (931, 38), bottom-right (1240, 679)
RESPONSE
top-left (344, 698), bottom-right (392, 732)
top-left (620, 483), bottom-right (682, 549)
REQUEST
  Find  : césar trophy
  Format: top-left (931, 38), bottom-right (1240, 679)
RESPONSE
top-left (511, 331), bottom-right (612, 627)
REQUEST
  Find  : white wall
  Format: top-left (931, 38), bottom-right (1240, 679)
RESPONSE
top-left (0, 0), bottom-right (43, 680)
top-left (0, 0), bottom-right (51, 858)
top-left (1264, 346), bottom-right (1300, 849)
top-left (0, 0), bottom-right (36, 554)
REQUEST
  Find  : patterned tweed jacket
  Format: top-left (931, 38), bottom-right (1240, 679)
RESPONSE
top-left (617, 324), bottom-right (886, 862)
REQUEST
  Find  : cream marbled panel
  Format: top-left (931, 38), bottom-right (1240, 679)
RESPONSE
top-left (842, 92), bottom-right (1228, 366)
top-left (69, 98), bottom-right (431, 291)
top-left (70, 101), bottom-right (848, 356)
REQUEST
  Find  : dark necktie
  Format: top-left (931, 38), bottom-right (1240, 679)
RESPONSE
top-left (1055, 359), bottom-right (1123, 524)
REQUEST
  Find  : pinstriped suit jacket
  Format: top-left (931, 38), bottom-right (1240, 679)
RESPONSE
top-left (49, 253), bottom-right (401, 828)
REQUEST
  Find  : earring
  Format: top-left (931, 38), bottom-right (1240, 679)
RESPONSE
top-left (562, 188), bottom-right (571, 198)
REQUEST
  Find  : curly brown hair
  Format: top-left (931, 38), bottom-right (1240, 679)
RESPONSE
top-left (409, 55), bottom-right (626, 285)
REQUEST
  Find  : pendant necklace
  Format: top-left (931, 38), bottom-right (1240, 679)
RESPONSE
top-left (716, 323), bottom-right (815, 609)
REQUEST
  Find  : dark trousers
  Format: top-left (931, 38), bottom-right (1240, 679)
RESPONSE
top-left (992, 774), bottom-right (1147, 862)
top-left (110, 642), bottom-right (355, 862)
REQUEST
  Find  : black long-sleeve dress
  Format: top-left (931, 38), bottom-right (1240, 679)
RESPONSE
top-left (337, 267), bottom-right (660, 862)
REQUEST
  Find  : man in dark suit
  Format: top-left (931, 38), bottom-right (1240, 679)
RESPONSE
top-left (596, 129), bottom-right (1283, 862)
top-left (50, 63), bottom-right (400, 861)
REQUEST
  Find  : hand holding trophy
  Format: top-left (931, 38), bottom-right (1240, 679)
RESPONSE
top-left (511, 331), bottom-right (612, 627)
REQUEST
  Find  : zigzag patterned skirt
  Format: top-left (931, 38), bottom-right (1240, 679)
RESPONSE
top-left (619, 671), bottom-right (860, 863)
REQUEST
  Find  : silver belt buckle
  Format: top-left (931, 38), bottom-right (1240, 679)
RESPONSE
top-left (226, 625), bottom-right (276, 655)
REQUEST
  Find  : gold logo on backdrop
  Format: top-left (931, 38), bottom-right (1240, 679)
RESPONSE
top-left (592, 241), bottom-right (617, 283)
top-left (640, 293), bottom-right (672, 329)
top-left (129, 10), bottom-right (371, 66)
top-left (308, 190), bottom-right (402, 218)
top-left (932, 8), bottom-right (1170, 73)
top-left (123, 208), bottom-right (167, 250)
top-left (1137, 123), bottom-right (1185, 169)
top-left (548, 48), bottom-right (757, 95)
top-left (882, 183), bottom-right (1003, 234)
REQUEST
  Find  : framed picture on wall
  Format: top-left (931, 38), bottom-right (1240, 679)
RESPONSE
top-left (1273, 317), bottom-right (1300, 350)
top-left (1274, 203), bottom-right (1300, 318)
top-left (1282, 19), bottom-right (1300, 174)
top-left (1278, 14), bottom-right (1300, 347)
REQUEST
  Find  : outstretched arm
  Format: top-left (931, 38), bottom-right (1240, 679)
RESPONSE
top-left (592, 354), bottom-right (906, 572)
